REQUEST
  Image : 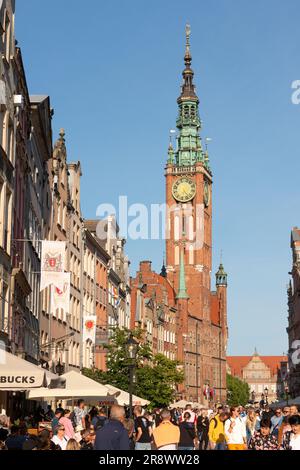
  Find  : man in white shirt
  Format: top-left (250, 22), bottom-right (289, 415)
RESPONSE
top-left (224, 406), bottom-right (247, 450)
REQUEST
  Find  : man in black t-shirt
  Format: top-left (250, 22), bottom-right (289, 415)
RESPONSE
top-left (197, 409), bottom-right (209, 450)
top-left (134, 406), bottom-right (152, 450)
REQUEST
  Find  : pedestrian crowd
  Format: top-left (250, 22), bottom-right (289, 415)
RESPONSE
top-left (0, 400), bottom-right (299, 451)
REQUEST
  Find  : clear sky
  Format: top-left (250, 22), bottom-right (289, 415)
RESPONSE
top-left (16, 0), bottom-right (300, 356)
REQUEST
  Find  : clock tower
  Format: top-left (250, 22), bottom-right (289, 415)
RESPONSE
top-left (164, 25), bottom-right (227, 403)
top-left (165, 24), bottom-right (212, 321)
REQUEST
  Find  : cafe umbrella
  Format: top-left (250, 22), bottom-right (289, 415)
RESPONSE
top-left (0, 350), bottom-right (63, 390)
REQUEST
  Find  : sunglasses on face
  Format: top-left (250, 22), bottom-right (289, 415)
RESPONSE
top-left (59, 428), bottom-right (65, 431)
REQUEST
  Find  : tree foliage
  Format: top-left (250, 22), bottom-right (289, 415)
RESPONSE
top-left (226, 373), bottom-right (250, 406)
top-left (82, 327), bottom-right (184, 408)
top-left (136, 354), bottom-right (184, 408)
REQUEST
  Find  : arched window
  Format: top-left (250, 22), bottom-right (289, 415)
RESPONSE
top-left (175, 245), bottom-right (179, 265)
top-left (174, 215), bottom-right (180, 241)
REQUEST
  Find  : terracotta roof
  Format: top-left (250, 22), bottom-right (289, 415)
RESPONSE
top-left (227, 355), bottom-right (288, 378)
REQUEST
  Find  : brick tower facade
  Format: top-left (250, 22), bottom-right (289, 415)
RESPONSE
top-left (131, 25), bottom-right (228, 404)
top-left (165, 25), bottom-right (228, 403)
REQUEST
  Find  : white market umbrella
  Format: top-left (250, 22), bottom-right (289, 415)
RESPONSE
top-left (27, 370), bottom-right (113, 401)
top-left (170, 400), bottom-right (189, 409)
top-left (105, 384), bottom-right (150, 406)
top-left (0, 350), bottom-right (52, 390)
top-left (191, 402), bottom-right (205, 409)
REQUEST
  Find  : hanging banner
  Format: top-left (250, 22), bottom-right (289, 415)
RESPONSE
top-left (83, 315), bottom-right (97, 344)
top-left (40, 241), bottom-right (66, 291)
top-left (51, 273), bottom-right (70, 316)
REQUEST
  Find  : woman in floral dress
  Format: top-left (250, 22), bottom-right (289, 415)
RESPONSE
top-left (248, 419), bottom-right (278, 450)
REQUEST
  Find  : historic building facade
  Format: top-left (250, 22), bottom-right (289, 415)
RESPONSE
top-left (0, 0), bottom-right (16, 351)
top-left (131, 261), bottom-right (177, 360)
top-left (84, 217), bottom-right (131, 368)
top-left (227, 351), bottom-right (288, 403)
top-left (287, 227), bottom-right (300, 398)
top-left (82, 224), bottom-right (110, 370)
top-left (130, 26), bottom-right (228, 403)
top-left (40, 131), bottom-right (84, 373)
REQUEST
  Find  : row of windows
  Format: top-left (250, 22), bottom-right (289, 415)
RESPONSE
top-left (163, 330), bottom-right (176, 344)
top-left (28, 207), bottom-right (42, 257)
top-left (1, 9), bottom-right (13, 63)
top-left (108, 282), bottom-right (119, 307)
top-left (0, 280), bottom-right (9, 333)
top-left (174, 214), bottom-right (194, 241)
top-left (0, 111), bottom-right (14, 164)
top-left (95, 285), bottom-right (106, 306)
top-left (70, 254), bottom-right (81, 289)
top-left (0, 179), bottom-right (12, 254)
top-left (249, 384), bottom-right (276, 394)
top-left (84, 248), bottom-right (94, 277)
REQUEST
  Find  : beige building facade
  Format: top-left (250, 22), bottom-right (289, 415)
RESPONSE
top-left (227, 352), bottom-right (288, 403)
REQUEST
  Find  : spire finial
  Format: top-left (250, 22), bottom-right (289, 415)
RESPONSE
top-left (59, 128), bottom-right (65, 140)
top-left (160, 252), bottom-right (167, 278)
top-left (178, 23), bottom-right (198, 103)
top-left (185, 23), bottom-right (191, 58)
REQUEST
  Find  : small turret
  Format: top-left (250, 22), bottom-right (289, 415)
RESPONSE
top-left (216, 263), bottom-right (227, 287)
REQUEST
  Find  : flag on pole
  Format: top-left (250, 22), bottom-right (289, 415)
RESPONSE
top-left (40, 241), bottom-right (66, 291)
top-left (83, 315), bottom-right (97, 343)
top-left (51, 273), bottom-right (70, 317)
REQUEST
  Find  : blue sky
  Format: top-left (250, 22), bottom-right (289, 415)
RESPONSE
top-left (16, 0), bottom-right (300, 356)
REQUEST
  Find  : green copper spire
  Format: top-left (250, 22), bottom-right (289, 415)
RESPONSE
top-left (216, 263), bottom-right (228, 287)
top-left (176, 250), bottom-right (189, 299)
top-left (167, 141), bottom-right (175, 164)
top-left (173, 24), bottom-right (204, 167)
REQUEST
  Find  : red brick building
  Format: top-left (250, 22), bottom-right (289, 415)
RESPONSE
top-left (130, 26), bottom-right (228, 403)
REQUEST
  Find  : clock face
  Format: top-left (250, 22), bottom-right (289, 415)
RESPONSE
top-left (204, 181), bottom-right (210, 207)
top-left (172, 177), bottom-right (196, 202)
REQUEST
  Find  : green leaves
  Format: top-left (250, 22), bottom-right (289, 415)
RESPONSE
top-left (136, 354), bottom-right (184, 408)
top-left (226, 373), bottom-right (250, 406)
top-left (82, 327), bottom-right (184, 408)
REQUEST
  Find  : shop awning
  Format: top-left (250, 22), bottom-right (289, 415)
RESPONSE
top-left (0, 350), bottom-right (60, 390)
top-left (27, 370), bottom-right (114, 401)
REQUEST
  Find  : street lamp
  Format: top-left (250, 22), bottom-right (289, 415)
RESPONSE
top-left (125, 334), bottom-right (138, 419)
top-left (55, 359), bottom-right (64, 376)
